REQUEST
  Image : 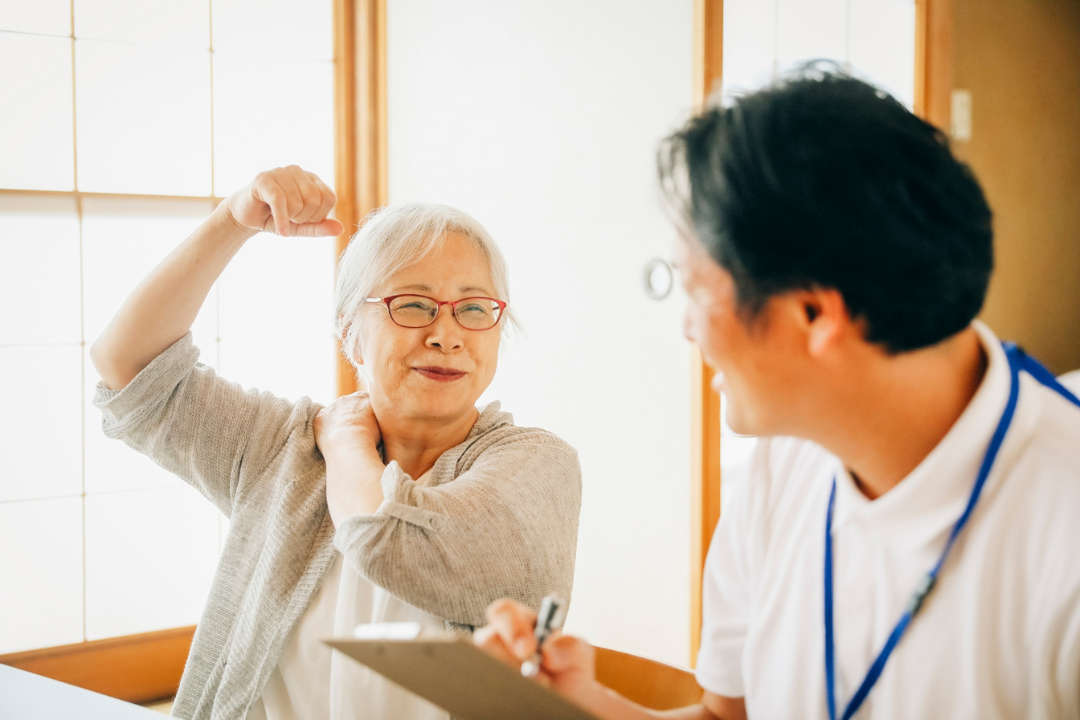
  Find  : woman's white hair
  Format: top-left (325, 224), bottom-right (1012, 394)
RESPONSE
top-left (335, 202), bottom-right (516, 369)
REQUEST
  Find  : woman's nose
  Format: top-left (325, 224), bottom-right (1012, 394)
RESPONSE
top-left (426, 309), bottom-right (465, 350)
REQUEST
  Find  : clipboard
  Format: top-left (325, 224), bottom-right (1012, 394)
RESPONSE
top-left (327, 634), bottom-right (602, 720)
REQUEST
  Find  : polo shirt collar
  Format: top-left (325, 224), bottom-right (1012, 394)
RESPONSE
top-left (832, 322), bottom-right (1011, 546)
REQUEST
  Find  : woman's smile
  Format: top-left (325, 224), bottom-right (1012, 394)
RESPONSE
top-left (413, 365), bottom-right (468, 382)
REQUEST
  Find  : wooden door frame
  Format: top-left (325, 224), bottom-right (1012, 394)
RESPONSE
top-left (689, 0), bottom-right (725, 669)
top-left (915, 0), bottom-right (954, 130)
top-left (688, 0), bottom-right (954, 666)
top-left (335, 0), bottom-right (387, 397)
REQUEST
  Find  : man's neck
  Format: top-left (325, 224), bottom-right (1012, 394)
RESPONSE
top-left (379, 407), bottom-right (480, 480)
top-left (814, 328), bottom-right (988, 500)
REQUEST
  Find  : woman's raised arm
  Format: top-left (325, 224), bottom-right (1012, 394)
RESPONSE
top-left (90, 166), bottom-right (342, 390)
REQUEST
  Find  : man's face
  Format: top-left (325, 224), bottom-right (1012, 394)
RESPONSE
top-left (674, 234), bottom-right (799, 437)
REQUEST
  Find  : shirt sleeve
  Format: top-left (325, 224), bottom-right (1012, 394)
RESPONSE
top-left (694, 451), bottom-right (761, 698)
top-left (332, 429), bottom-right (582, 629)
top-left (92, 333), bottom-right (319, 517)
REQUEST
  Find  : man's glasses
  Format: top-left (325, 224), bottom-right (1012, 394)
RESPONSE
top-left (363, 294), bottom-right (507, 331)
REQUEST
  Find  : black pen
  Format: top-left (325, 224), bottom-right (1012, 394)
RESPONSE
top-left (521, 594), bottom-right (565, 678)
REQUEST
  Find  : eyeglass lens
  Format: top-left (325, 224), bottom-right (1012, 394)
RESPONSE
top-left (387, 295), bottom-right (502, 330)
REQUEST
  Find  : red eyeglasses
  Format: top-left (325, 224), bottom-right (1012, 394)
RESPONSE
top-left (364, 294), bottom-right (507, 331)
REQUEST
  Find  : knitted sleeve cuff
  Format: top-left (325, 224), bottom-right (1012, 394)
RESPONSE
top-left (92, 333), bottom-right (202, 437)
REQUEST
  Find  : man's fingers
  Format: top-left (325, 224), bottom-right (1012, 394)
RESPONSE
top-left (485, 599), bottom-right (538, 660)
top-left (541, 633), bottom-right (594, 677)
top-left (473, 625), bottom-right (521, 668)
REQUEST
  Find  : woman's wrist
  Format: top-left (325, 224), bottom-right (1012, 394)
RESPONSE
top-left (321, 431), bottom-right (382, 464)
top-left (211, 198), bottom-right (260, 247)
top-left (324, 445), bottom-right (387, 521)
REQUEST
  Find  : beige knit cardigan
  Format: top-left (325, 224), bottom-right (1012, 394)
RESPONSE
top-left (93, 334), bottom-right (582, 720)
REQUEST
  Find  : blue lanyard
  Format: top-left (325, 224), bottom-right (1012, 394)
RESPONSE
top-left (824, 343), bottom-right (1080, 720)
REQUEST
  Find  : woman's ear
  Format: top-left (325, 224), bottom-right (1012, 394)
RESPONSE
top-left (340, 318), bottom-right (364, 366)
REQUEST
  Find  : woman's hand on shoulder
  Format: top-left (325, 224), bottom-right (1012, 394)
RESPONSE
top-left (314, 391), bottom-right (383, 458)
top-left (224, 166), bottom-right (345, 238)
top-left (316, 392), bottom-right (387, 522)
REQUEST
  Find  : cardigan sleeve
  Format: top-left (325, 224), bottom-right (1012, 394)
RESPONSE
top-left (332, 429), bottom-right (582, 629)
top-left (92, 333), bottom-right (319, 517)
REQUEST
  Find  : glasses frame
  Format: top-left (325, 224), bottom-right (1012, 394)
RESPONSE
top-left (363, 294), bottom-right (508, 331)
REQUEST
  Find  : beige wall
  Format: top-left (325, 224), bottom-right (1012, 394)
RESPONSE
top-left (953, 0), bottom-right (1080, 374)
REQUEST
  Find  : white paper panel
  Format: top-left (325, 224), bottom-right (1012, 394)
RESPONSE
top-left (74, 0), bottom-right (210, 48)
top-left (388, 0), bottom-right (693, 665)
top-left (0, 195), bottom-right (81, 345)
top-left (722, 0), bottom-right (778, 95)
top-left (212, 54), bottom-right (334, 195)
top-left (776, 0), bottom-right (849, 75)
top-left (85, 486), bottom-right (219, 639)
top-left (80, 196), bottom-right (217, 345)
top-left (75, 39), bottom-right (211, 195)
top-left (81, 198), bottom-right (219, 494)
top-left (218, 234), bottom-right (336, 405)
top-left (0, 0), bottom-right (70, 36)
top-left (849, 0), bottom-right (916, 107)
top-left (211, 0), bottom-right (332, 60)
top-left (0, 347), bottom-right (82, 503)
top-left (0, 497), bottom-right (83, 653)
top-left (0, 32), bottom-right (74, 191)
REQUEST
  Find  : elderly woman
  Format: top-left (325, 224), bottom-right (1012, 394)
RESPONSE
top-left (90, 166), bottom-right (581, 720)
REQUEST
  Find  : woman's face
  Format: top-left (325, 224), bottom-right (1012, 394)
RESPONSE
top-left (355, 232), bottom-right (502, 426)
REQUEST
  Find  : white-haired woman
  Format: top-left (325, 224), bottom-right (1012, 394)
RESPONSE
top-left (90, 166), bottom-right (581, 720)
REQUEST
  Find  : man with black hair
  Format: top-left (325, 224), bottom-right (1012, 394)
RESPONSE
top-left (477, 70), bottom-right (1080, 720)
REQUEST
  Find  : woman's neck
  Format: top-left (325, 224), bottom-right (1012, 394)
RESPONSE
top-left (812, 328), bottom-right (988, 500)
top-left (379, 407), bottom-right (480, 480)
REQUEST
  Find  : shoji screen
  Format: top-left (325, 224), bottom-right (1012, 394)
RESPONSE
top-left (388, 1), bottom-right (696, 664)
top-left (0, 0), bottom-right (335, 654)
top-left (719, 0), bottom-right (918, 510)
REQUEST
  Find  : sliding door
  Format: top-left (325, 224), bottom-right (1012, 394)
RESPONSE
top-left (388, 0), bottom-right (695, 664)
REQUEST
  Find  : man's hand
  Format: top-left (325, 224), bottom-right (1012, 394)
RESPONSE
top-left (475, 599), bottom-right (603, 706)
top-left (475, 598), bottom-right (746, 720)
top-left (225, 165), bottom-right (344, 237)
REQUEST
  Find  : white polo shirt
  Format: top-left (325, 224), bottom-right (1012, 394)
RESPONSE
top-left (696, 323), bottom-right (1080, 719)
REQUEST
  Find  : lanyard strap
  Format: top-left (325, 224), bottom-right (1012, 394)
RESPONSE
top-left (824, 342), bottom-right (1079, 720)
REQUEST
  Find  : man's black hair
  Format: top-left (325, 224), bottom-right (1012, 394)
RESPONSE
top-left (659, 66), bottom-right (993, 353)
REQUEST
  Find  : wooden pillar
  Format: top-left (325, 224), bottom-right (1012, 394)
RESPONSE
top-left (689, 0), bottom-right (725, 669)
top-left (334, 0), bottom-right (387, 397)
top-left (915, 0), bottom-right (954, 130)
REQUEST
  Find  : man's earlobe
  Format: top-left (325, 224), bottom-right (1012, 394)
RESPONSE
top-left (805, 289), bottom-right (848, 357)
